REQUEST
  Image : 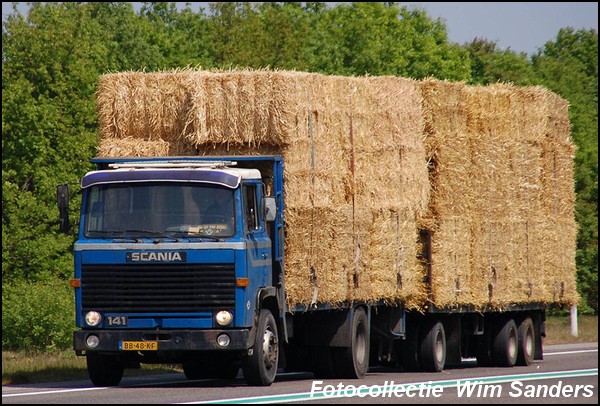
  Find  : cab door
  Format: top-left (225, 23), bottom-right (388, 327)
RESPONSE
top-left (243, 183), bottom-right (272, 289)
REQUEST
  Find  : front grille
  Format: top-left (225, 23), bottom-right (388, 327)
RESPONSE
top-left (81, 264), bottom-right (235, 313)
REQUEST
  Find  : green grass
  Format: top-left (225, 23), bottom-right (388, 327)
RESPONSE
top-left (3, 315), bottom-right (596, 385)
top-left (1, 351), bottom-right (180, 385)
top-left (544, 314), bottom-right (598, 345)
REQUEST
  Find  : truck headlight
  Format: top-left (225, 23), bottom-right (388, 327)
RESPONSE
top-left (85, 311), bottom-right (102, 327)
top-left (215, 310), bottom-right (233, 326)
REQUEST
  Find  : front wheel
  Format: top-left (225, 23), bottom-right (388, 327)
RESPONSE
top-left (242, 309), bottom-right (279, 386)
top-left (86, 353), bottom-right (124, 387)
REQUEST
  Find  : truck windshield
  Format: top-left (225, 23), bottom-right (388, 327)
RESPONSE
top-left (84, 183), bottom-right (235, 238)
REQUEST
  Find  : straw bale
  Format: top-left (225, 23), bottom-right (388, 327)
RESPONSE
top-left (285, 206), bottom-right (427, 309)
top-left (96, 137), bottom-right (171, 157)
top-left (508, 86), bottom-right (550, 144)
top-left (96, 71), bottom-right (196, 143)
top-left (285, 170), bottom-right (349, 209)
top-left (429, 218), bottom-right (477, 307)
top-left (350, 76), bottom-right (429, 213)
top-left (187, 71), bottom-right (301, 147)
top-left (543, 88), bottom-right (572, 143)
top-left (354, 208), bottom-right (428, 308)
top-left (284, 207), bottom-right (355, 307)
top-left (460, 217), bottom-right (578, 307)
top-left (465, 219), bottom-right (533, 307)
top-left (419, 79), bottom-right (471, 222)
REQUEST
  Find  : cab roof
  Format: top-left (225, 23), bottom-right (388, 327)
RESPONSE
top-left (81, 166), bottom-right (261, 189)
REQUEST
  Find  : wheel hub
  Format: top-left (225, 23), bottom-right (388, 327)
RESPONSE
top-left (262, 327), bottom-right (278, 369)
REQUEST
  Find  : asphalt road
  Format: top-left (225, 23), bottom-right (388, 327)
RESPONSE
top-left (2, 342), bottom-right (597, 404)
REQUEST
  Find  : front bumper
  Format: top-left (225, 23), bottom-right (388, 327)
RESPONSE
top-left (74, 329), bottom-right (251, 352)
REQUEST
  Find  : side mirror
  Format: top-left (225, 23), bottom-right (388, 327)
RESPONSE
top-left (57, 184), bottom-right (70, 234)
top-left (263, 197), bottom-right (277, 222)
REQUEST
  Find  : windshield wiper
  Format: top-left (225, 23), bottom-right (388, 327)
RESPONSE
top-left (89, 230), bottom-right (167, 238)
top-left (121, 229), bottom-right (168, 237)
top-left (165, 231), bottom-right (222, 241)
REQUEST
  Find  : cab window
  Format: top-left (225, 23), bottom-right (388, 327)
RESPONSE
top-left (243, 185), bottom-right (260, 232)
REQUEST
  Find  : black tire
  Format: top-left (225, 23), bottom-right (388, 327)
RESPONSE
top-left (401, 323), bottom-right (421, 371)
top-left (516, 317), bottom-right (535, 366)
top-left (183, 353), bottom-right (240, 380)
top-left (86, 353), bottom-right (124, 387)
top-left (242, 309), bottom-right (279, 386)
top-left (492, 318), bottom-right (518, 367)
top-left (420, 320), bottom-right (446, 372)
top-left (332, 307), bottom-right (370, 379)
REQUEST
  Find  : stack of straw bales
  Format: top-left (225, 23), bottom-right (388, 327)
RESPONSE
top-left (95, 69), bottom-right (578, 309)
top-left (420, 79), bottom-right (578, 308)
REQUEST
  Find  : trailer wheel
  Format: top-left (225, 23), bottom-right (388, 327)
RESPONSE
top-left (420, 320), bottom-right (446, 372)
top-left (516, 317), bottom-right (535, 366)
top-left (492, 318), bottom-right (518, 367)
top-left (86, 353), bottom-right (124, 387)
top-left (242, 309), bottom-right (279, 386)
top-left (332, 307), bottom-right (369, 378)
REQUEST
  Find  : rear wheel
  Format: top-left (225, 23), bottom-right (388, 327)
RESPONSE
top-left (87, 353), bottom-right (124, 387)
top-left (242, 309), bottom-right (279, 386)
top-left (492, 318), bottom-right (518, 367)
top-left (420, 320), bottom-right (446, 372)
top-left (332, 307), bottom-right (370, 378)
top-left (516, 317), bottom-right (535, 366)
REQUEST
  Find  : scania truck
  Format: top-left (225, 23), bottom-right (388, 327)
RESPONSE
top-left (59, 154), bottom-right (546, 387)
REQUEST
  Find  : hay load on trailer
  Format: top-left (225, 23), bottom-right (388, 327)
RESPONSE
top-left (95, 69), bottom-right (578, 311)
top-left (420, 79), bottom-right (578, 309)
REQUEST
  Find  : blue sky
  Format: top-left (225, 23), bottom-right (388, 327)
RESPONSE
top-left (2, 2), bottom-right (598, 55)
top-left (403, 2), bottom-right (598, 55)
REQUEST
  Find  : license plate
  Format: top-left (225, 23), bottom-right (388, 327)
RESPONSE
top-left (120, 341), bottom-right (158, 351)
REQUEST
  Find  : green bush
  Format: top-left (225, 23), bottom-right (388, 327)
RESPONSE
top-left (2, 278), bottom-right (75, 352)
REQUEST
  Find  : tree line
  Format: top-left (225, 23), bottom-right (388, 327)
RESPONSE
top-left (2, 2), bottom-right (597, 350)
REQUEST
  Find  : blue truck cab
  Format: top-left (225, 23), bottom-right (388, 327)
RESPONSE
top-left (69, 156), bottom-right (286, 386)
